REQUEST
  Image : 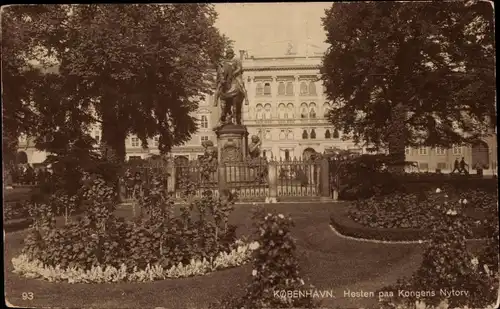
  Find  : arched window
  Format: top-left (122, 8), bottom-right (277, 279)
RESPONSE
top-left (333, 128), bottom-right (339, 139)
top-left (309, 103), bottom-right (317, 118)
top-left (278, 82), bottom-right (285, 95)
top-left (302, 129), bottom-right (308, 139)
top-left (263, 82), bottom-right (271, 95)
top-left (287, 130), bottom-right (294, 140)
top-left (287, 103), bottom-right (294, 118)
top-left (323, 102), bottom-right (331, 118)
top-left (325, 129), bottom-right (331, 139)
top-left (310, 129), bottom-right (316, 139)
top-left (264, 103), bottom-right (272, 119)
top-left (286, 82), bottom-right (294, 95)
top-left (256, 104), bottom-right (263, 120)
top-left (256, 83), bottom-right (264, 95)
top-left (278, 103), bottom-right (286, 119)
top-left (308, 81), bottom-right (317, 95)
top-left (265, 130), bottom-right (271, 140)
top-left (300, 81), bottom-right (308, 95)
top-left (300, 103), bottom-right (308, 118)
top-left (262, 150), bottom-right (267, 158)
top-left (279, 130), bottom-right (286, 140)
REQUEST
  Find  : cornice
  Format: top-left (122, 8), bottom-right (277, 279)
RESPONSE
top-left (244, 65), bottom-right (321, 72)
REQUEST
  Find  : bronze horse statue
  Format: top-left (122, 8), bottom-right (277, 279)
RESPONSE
top-left (213, 52), bottom-right (249, 126)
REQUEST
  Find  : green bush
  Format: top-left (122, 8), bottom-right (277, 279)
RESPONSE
top-left (212, 209), bottom-right (320, 309)
top-left (377, 189), bottom-right (499, 309)
top-left (22, 168), bottom-right (239, 272)
top-left (348, 189), bottom-right (497, 231)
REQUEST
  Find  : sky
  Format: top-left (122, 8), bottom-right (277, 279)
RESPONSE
top-left (214, 3), bottom-right (332, 57)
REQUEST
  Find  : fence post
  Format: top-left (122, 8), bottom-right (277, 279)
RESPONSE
top-left (167, 160), bottom-right (176, 193)
top-left (218, 162), bottom-right (227, 196)
top-left (118, 177), bottom-right (126, 202)
top-left (320, 158), bottom-right (331, 201)
top-left (268, 161), bottom-right (278, 203)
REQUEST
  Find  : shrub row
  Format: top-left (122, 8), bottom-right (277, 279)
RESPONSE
top-left (330, 203), bottom-right (491, 242)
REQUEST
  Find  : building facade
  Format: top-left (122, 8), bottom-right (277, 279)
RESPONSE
top-left (16, 42), bottom-right (497, 175)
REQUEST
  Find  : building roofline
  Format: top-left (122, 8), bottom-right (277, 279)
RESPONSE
top-left (244, 65), bottom-right (321, 71)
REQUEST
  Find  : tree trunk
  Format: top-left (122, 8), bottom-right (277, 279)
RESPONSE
top-left (387, 102), bottom-right (407, 174)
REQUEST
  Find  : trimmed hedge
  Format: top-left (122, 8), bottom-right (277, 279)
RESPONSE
top-left (330, 203), bottom-right (491, 241)
top-left (339, 175), bottom-right (498, 200)
top-left (4, 218), bottom-right (33, 232)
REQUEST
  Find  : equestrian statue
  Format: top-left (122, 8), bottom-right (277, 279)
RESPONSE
top-left (214, 47), bottom-right (249, 127)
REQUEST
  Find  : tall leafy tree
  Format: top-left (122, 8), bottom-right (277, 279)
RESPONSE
top-left (321, 1), bottom-right (495, 164)
top-left (3, 4), bottom-right (230, 165)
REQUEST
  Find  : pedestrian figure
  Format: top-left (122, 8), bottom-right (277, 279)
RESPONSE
top-left (451, 158), bottom-right (460, 174)
top-left (459, 157), bottom-right (469, 175)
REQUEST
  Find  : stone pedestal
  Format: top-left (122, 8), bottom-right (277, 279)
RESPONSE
top-left (214, 124), bottom-right (249, 163)
top-left (214, 124), bottom-right (249, 191)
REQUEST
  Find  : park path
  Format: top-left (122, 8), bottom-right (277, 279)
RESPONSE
top-left (5, 202), bottom-right (424, 309)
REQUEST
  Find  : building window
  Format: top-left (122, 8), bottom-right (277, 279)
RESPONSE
top-left (300, 81), bottom-right (308, 95)
top-left (201, 136), bottom-right (209, 143)
top-left (309, 103), bottom-right (317, 118)
top-left (405, 147), bottom-right (411, 155)
top-left (256, 83), bottom-right (264, 96)
top-left (286, 82), bottom-right (294, 95)
top-left (323, 103), bottom-right (331, 118)
top-left (287, 103), bottom-right (294, 118)
top-left (263, 82), bottom-right (271, 95)
top-left (308, 81), bottom-right (317, 96)
top-left (419, 147), bottom-right (428, 155)
top-left (419, 162), bottom-right (429, 170)
top-left (257, 129), bottom-right (262, 139)
top-left (131, 137), bottom-right (140, 147)
top-left (264, 104), bottom-right (272, 119)
top-left (200, 115), bottom-right (208, 129)
top-left (332, 128), bottom-right (339, 139)
top-left (278, 103), bottom-right (286, 119)
top-left (310, 129), bottom-right (316, 139)
top-left (285, 149), bottom-right (290, 161)
top-left (262, 150), bottom-right (267, 158)
top-left (437, 162), bottom-right (447, 169)
top-left (256, 104), bottom-right (263, 120)
top-left (265, 130), bottom-right (271, 140)
top-left (302, 129), bottom-right (308, 139)
top-left (435, 147), bottom-right (446, 155)
top-left (287, 130), bottom-right (294, 140)
top-left (325, 129), bottom-right (331, 139)
top-left (279, 130), bottom-right (286, 140)
top-left (153, 136), bottom-right (159, 147)
top-left (300, 103), bottom-right (308, 118)
top-left (129, 156), bottom-right (142, 161)
top-left (452, 145), bottom-right (462, 155)
top-left (278, 82), bottom-right (285, 95)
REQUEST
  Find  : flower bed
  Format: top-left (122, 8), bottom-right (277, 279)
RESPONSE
top-left (12, 241), bottom-right (255, 283)
top-left (330, 201), bottom-right (491, 242)
top-left (347, 190), bottom-right (497, 231)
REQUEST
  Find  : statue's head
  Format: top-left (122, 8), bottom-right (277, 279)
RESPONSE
top-left (225, 47), bottom-right (235, 59)
top-left (251, 135), bottom-right (260, 144)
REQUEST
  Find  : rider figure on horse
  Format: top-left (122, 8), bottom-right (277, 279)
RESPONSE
top-left (214, 47), bottom-right (249, 126)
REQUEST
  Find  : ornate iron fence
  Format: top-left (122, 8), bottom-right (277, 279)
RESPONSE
top-left (120, 156), bottom-right (330, 203)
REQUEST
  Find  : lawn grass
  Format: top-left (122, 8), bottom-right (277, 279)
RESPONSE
top-left (4, 202), bottom-right (487, 309)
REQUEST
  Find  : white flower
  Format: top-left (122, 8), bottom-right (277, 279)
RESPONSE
top-left (252, 269), bottom-right (257, 276)
top-left (418, 240), bottom-right (423, 244)
top-left (446, 209), bottom-right (457, 216)
top-left (484, 264), bottom-right (491, 275)
top-left (471, 257), bottom-right (479, 266)
top-left (249, 241), bottom-right (260, 250)
top-left (459, 199), bottom-right (463, 204)
top-left (278, 214), bottom-right (284, 219)
top-left (462, 199), bottom-right (468, 204)
top-left (444, 194), bottom-right (448, 198)
top-left (436, 188), bottom-right (441, 193)
top-left (300, 279), bottom-right (305, 285)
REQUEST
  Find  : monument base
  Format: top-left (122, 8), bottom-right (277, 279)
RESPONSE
top-left (214, 124), bottom-right (249, 163)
